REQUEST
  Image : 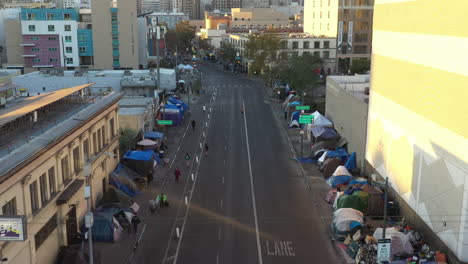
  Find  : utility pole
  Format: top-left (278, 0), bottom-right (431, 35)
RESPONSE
top-left (300, 129), bottom-right (304, 158)
top-left (382, 177), bottom-right (389, 239)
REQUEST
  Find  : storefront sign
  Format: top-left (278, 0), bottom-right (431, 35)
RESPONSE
top-left (0, 216), bottom-right (27, 241)
top-left (377, 239), bottom-right (391, 262)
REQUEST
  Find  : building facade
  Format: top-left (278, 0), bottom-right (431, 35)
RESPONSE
top-left (0, 84), bottom-right (123, 264)
top-left (366, 0), bottom-right (468, 262)
top-left (19, 9), bottom-right (80, 69)
top-left (213, 0), bottom-right (241, 11)
top-left (146, 12), bottom-right (189, 29)
top-left (230, 8), bottom-right (291, 30)
top-left (303, 0), bottom-right (373, 73)
top-left (91, 0), bottom-right (139, 69)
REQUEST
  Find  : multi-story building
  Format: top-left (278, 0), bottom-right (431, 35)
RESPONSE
top-left (230, 8), bottom-right (291, 30)
top-left (141, 0), bottom-right (162, 14)
top-left (213, 0), bottom-right (241, 12)
top-left (0, 84), bottom-right (123, 264)
top-left (146, 12), bottom-right (189, 29)
top-left (224, 33), bottom-right (336, 73)
top-left (2, 2), bottom-right (53, 8)
top-left (366, 0), bottom-right (468, 262)
top-left (19, 9), bottom-right (80, 69)
top-left (91, 0), bottom-right (139, 69)
top-left (303, 0), bottom-right (373, 73)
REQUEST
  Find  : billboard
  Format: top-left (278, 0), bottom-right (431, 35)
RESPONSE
top-left (337, 21), bottom-right (343, 49)
top-left (0, 216), bottom-right (27, 241)
top-left (347, 21), bottom-right (354, 51)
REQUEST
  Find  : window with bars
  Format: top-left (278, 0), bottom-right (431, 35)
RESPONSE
top-left (83, 139), bottom-right (90, 162)
top-left (61, 155), bottom-right (70, 184)
top-left (30, 181), bottom-right (39, 213)
top-left (39, 174), bottom-right (48, 206)
top-left (110, 118), bottom-right (115, 138)
top-left (73, 147), bottom-right (80, 173)
top-left (48, 167), bottom-right (56, 196)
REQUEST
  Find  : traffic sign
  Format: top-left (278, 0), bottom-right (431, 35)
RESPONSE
top-left (377, 239), bottom-right (391, 262)
top-left (298, 114), bottom-right (314, 124)
top-left (296, 105), bottom-right (310, 111)
top-left (157, 120), bottom-right (173, 125)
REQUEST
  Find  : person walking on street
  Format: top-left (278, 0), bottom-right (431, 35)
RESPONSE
top-left (131, 215), bottom-right (141, 233)
top-left (204, 143), bottom-right (209, 156)
top-left (162, 193), bottom-right (169, 207)
top-left (174, 168), bottom-right (181, 183)
top-left (191, 120), bottom-right (196, 131)
top-left (202, 105), bottom-right (206, 113)
top-left (185, 152), bottom-right (191, 167)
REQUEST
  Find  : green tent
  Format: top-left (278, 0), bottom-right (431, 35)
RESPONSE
top-left (336, 194), bottom-right (366, 213)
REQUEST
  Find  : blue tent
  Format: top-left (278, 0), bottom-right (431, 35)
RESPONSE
top-left (109, 175), bottom-right (136, 197)
top-left (90, 211), bottom-right (118, 242)
top-left (311, 126), bottom-right (340, 140)
top-left (168, 96), bottom-right (188, 112)
top-left (291, 111), bottom-right (301, 121)
top-left (326, 148), bottom-right (348, 160)
top-left (345, 152), bottom-right (357, 171)
top-left (288, 101), bottom-right (301, 107)
top-left (124, 150), bottom-right (155, 161)
top-left (328, 175), bottom-right (353, 187)
top-left (145, 131), bottom-right (164, 140)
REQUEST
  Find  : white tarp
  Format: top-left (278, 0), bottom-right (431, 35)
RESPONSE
top-left (373, 228), bottom-right (414, 257)
top-left (332, 165), bottom-right (352, 177)
top-left (177, 64), bottom-right (185, 69)
top-left (306, 111), bottom-right (333, 141)
top-left (333, 208), bottom-right (364, 232)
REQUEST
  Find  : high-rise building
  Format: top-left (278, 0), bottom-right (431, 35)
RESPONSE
top-left (366, 0), bottom-right (468, 262)
top-left (141, 0), bottom-right (162, 14)
top-left (91, 0), bottom-right (139, 69)
top-left (303, 0), bottom-right (373, 73)
top-left (213, 0), bottom-right (241, 11)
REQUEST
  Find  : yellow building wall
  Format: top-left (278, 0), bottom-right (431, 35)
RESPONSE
top-left (304, 0), bottom-right (338, 37)
top-left (366, 0), bottom-right (468, 260)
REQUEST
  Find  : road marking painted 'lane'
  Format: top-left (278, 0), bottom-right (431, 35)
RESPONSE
top-left (242, 100), bottom-right (263, 264)
top-left (265, 241), bottom-right (296, 257)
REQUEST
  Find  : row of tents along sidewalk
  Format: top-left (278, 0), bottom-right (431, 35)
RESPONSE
top-left (157, 95), bottom-right (189, 127)
top-left (281, 95), bottom-right (450, 263)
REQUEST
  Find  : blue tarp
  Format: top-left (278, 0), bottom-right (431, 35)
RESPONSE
top-left (124, 150), bottom-right (155, 161)
top-left (328, 175), bottom-right (353, 187)
top-left (109, 175), bottom-right (136, 197)
top-left (296, 157), bottom-right (316, 163)
top-left (326, 148), bottom-right (348, 159)
top-left (145, 131), bottom-right (164, 140)
top-left (168, 96), bottom-right (189, 111)
top-left (311, 126), bottom-right (340, 139)
top-left (291, 111), bottom-right (300, 121)
top-left (345, 152), bottom-right (357, 171)
top-left (90, 211), bottom-right (116, 242)
top-left (288, 101), bottom-right (301, 107)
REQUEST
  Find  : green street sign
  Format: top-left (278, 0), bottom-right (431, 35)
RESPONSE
top-left (157, 120), bottom-right (173, 125)
top-left (299, 115), bottom-right (314, 124)
top-left (296, 105), bottom-right (310, 111)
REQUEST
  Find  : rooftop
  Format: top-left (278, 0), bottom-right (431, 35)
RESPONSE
top-left (328, 75), bottom-right (370, 103)
top-left (0, 83), bottom-right (124, 178)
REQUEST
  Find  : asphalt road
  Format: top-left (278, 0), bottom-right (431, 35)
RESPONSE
top-left (169, 64), bottom-right (340, 264)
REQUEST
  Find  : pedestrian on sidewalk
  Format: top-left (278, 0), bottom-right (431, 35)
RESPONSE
top-left (184, 152), bottom-right (191, 167)
top-left (191, 120), bottom-right (196, 131)
top-left (204, 143), bottom-right (209, 156)
top-left (174, 168), bottom-right (181, 183)
top-left (131, 215), bottom-right (141, 234)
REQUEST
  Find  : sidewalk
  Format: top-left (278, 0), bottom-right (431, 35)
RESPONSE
top-left (261, 78), bottom-right (355, 263)
top-left (93, 81), bottom-right (206, 264)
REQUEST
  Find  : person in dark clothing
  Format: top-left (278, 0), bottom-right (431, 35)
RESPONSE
top-left (191, 120), bottom-right (196, 131)
top-left (131, 215), bottom-right (141, 233)
top-left (174, 168), bottom-right (181, 183)
top-left (204, 143), bottom-right (209, 156)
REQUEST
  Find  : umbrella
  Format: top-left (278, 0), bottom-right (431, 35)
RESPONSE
top-left (137, 139), bottom-right (157, 146)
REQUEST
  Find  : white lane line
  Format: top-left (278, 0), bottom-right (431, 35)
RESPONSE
top-left (218, 227), bottom-right (221, 240)
top-left (216, 253), bottom-right (219, 264)
top-left (220, 199), bottom-right (223, 208)
top-left (223, 159), bottom-right (226, 165)
top-left (242, 100), bottom-right (264, 264)
top-left (222, 177), bottom-right (224, 184)
top-left (224, 146), bottom-right (227, 150)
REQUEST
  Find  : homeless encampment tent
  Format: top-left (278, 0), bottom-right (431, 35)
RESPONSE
top-left (137, 139), bottom-right (158, 150)
top-left (90, 210), bottom-right (124, 242)
top-left (111, 164), bottom-right (147, 188)
top-left (344, 152), bottom-right (357, 171)
top-left (362, 184), bottom-right (384, 217)
top-left (98, 187), bottom-right (133, 207)
top-left (145, 131), bottom-right (164, 140)
top-left (160, 106), bottom-right (182, 126)
top-left (373, 227), bottom-right (414, 257)
top-left (109, 166), bottom-right (141, 197)
top-left (311, 126), bottom-right (340, 142)
top-left (57, 244), bottom-right (101, 264)
top-left (332, 208), bottom-right (364, 239)
top-left (336, 193), bottom-right (368, 213)
top-left (122, 150), bottom-right (156, 178)
top-left (322, 158), bottom-right (341, 178)
top-left (327, 166), bottom-right (352, 187)
top-left (305, 111), bottom-right (333, 141)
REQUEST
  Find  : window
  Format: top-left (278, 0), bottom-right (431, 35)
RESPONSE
top-left (79, 47), bottom-right (86, 53)
top-left (32, 59), bottom-right (41, 62)
top-left (48, 48), bottom-right (57, 51)
top-left (314, 41), bottom-right (320, 48)
top-left (61, 155), bottom-right (70, 183)
top-left (66, 58), bottom-right (73, 64)
top-left (28, 25), bottom-right (36, 32)
top-left (78, 35), bottom-right (86, 41)
top-left (354, 45), bottom-right (367, 54)
top-left (324, 41), bottom-right (330, 48)
top-left (327, 23), bottom-right (330, 30)
top-left (30, 181), bottom-right (39, 213)
top-left (303, 41), bottom-right (310, 49)
top-left (313, 51), bottom-right (320, 57)
top-left (64, 13), bottom-right (71, 20)
top-left (65, 36), bottom-right (72, 42)
top-left (97, 128), bottom-right (102, 150)
top-left (48, 37), bottom-right (57, 41)
top-left (328, 11), bottom-right (330, 18)
top-left (48, 167), bottom-right (56, 196)
top-left (323, 51), bottom-right (330, 58)
top-left (320, 12), bottom-right (322, 18)
top-left (83, 139), bottom-right (90, 161)
top-left (27, 13), bottom-right (35, 20)
top-left (35, 214), bottom-right (57, 250)
top-left (73, 147), bottom-right (80, 173)
top-left (110, 118), bottom-right (115, 138)
top-left (39, 174), bottom-right (48, 206)
top-left (291, 51), bottom-right (299, 57)
top-left (48, 25), bottom-right (55, 32)
top-left (66, 47), bottom-right (72, 53)
top-left (31, 48), bottom-right (40, 52)
top-left (328, 0), bottom-right (330, 5)
top-left (303, 51), bottom-right (310, 55)
top-left (47, 13), bottom-right (54, 20)
top-left (31, 36), bottom-right (40, 40)
top-left (2, 198), bottom-right (17, 216)
top-left (64, 25), bottom-right (71, 31)
top-left (101, 126), bottom-right (106, 146)
top-left (93, 132), bottom-right (98, 154)
top-left (292, 41), bottom-right (299, 49)
top-left (113, 148), bottom-right (118, 159)
top-left (313, 12), bottom-right (315, 19)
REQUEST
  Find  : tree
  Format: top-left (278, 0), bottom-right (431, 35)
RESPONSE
top-left (175, 21), bottom-right (196, 51)
top-left (350, 58), bottom-right (370, 74)
top-left (276, 53), bottom-right (322, 96)
top-left (244, 34), bottom-right (284, 74)
top-left (219, 42), bottom-right (237, 62)
top-left (119, 128), bottom-right (138, 156)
